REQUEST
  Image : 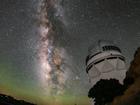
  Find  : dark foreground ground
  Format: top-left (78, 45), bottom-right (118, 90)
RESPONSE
top-left (0, 94), bottom-right (36, 105)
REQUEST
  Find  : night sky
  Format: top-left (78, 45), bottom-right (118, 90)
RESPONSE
top-left (0, 0), bottom-right (140, 105)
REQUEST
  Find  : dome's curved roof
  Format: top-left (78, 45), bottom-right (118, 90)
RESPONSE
top-left (88, 40), bottom-right (120, 56)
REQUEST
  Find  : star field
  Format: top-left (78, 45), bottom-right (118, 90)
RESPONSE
top-left (0, 0), bottom-right (140, 105)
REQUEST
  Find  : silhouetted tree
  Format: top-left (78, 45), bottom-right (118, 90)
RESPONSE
top-left (123, 76), bottom-right (134, 89)
top-left (88, 79), bottom-right (125, 105)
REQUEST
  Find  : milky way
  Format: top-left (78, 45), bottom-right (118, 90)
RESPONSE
top-left (37, 0), bottom-right (76, 97)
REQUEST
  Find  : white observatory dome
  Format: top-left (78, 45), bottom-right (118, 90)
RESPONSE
top-left (86, 40), bottom-right (126, 85)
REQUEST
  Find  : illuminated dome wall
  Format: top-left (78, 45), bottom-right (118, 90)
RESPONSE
top-left (86, 40), bottom-right (127, 86)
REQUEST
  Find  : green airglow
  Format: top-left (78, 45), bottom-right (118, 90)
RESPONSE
top-left (0, 59), bottom-right (90, 105)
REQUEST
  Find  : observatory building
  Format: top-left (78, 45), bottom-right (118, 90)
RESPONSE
top-left (86, 40), bottom-right (127, 86)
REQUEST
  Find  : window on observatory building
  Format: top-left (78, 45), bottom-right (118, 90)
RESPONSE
top-left (102, 46), bottom-right (121, 53)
